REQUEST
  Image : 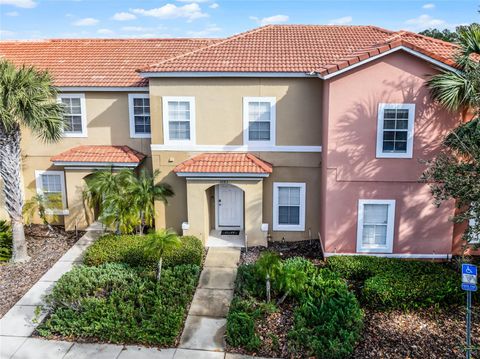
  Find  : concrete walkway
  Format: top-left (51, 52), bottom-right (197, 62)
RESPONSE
top-left (178, 247), bottom-right (241, 353)
top-left (0, 232), bottom-right (270, 359)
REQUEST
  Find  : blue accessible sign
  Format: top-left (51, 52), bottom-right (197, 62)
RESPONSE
top-left (462, 264), bottom-right (478, 292)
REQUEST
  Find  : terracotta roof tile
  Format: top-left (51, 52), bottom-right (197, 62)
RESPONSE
top-left (141, 25), bottom-right (461, 75)
top-left (51, 145), bottom-right (146, 164)
top-left (173, 153), bottom-right (272, 174)
top-left (0, 38), bottom-right (217, 87)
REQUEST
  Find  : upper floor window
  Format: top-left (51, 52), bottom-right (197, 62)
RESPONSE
top-left (162, 96), bottom-right (195, 144)
top-left (357, 199), bottom-right (395, 253)
top-left (58, 94), bottom-right (87, 138)
top-left (376, 103), bottom-right (415, 159)
top-left (273, 182), bottom-right (306, 231)
top-left (243, 97), bottom-right (276, 146)
top-left (128, 94), bottom-right (151, 138)
top-left (34, 170), bottom-right (68, 215)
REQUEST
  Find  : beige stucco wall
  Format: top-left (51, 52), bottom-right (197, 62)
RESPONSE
top-left (149, 78), bottom-right (323, 146)
top-left (20, 91), bottom-right (152, 229)
top-left (152, 151), bottom-right (321, 242)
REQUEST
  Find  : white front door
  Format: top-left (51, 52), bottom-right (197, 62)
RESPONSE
top-left (217, 184), bottom-right (243, 228)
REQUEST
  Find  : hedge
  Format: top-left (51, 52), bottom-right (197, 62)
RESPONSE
top-left (327, 256), bottom-right (464, 309)
top-left (37, 263), bottom-right (200, 345)
top-left (83, 234), bottom-right (203, 268)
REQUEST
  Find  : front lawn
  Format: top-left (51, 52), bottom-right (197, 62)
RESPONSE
top-left (226, 245), bottom-right (478, 359)
top-left (37, 233), bottom-right (204, 346)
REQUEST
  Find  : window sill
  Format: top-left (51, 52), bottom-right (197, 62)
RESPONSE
top-left (376, 152), bottom-right (412, 159)
top-left (357, 246), bottom-right (392, 254)
top-left (45, 209), bottom-right (70, 216)
top-left (63, 133), bottom-right (88, 138)
top-left (130, 133), bottom-right (152, 139)
top-left (273, 225), bottom-right (305, 232)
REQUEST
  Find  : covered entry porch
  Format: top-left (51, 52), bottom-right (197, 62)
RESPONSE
top-left (173, 153), bottom-right (272, 247)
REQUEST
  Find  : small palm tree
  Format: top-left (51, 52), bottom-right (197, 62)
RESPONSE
top-left (128, 169), bottom-right (174, 235)
top-left (256, 251), bottom-right (282, 302)
top-left (23, 193), bottom-right (62, 230)
top-left (144, 229), bottom-right (181, 282)
top-left (0, 60), bottom-right (64, 262)
top-left (428, 24), bottom-right (480, 111)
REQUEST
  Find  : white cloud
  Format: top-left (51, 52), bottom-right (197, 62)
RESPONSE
top-left (0, 0), bottom-right (35, 8)
top-left (0, 30), bottom-right (15, 38)
top-left (209, 3), bottom-right (219, 9)
top-left (6, 11), bottom-right (19, 16)
top-left (112, 12), bottom-right (137, 21)
top-left (73, 17), bottom-right (99, 26)
top-left (422, 3), bottom-right (435, 9)
top-left (132, 3), bottom-right (208, 22)
top-left (250, 14), bottom-right (289, 26)
top-left (187, 24), bottom-right (221, 36)
top-left (328, 16), bottom-right (353, 25)
top-left (405, 14), bottom-right (445, 30)
top-left (97, 28), bottom-right (114, 35)
top-left (121, 26), bottom-right (150, 32)
top-left (176, 0), bottom-right (209, 2)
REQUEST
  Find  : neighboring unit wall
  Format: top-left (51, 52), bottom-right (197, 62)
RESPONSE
top-left (322, 51), bottom-right (461, 257)
top-left (149, 78), bottom-right (322, 243)
top-left (21, 91), bottom-right (152, 230)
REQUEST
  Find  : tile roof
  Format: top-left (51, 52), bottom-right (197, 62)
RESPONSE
top-left (51, 145), bottom-right (146, 164)
top-left (173, 153), bottom-right (273, 174)
top-left (0, 38), bottom-right (217, 87)
top-left (142, 25), bottom-right (461, 75)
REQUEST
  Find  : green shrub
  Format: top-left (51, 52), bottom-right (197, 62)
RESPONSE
top-left (288, 268), bottom-right (364, 359)
top-left (235, 264), bottom-right (265, 298)
top-left (83, 234), bottom-right (203, 268)
top-left (37, 263), bottom-right (200, 345)
top-left (0, 220), bottom-right (12, 262)
top-left (363, 268), bottom-right (462, 309)
top-left (226, 298), bottom-right (262, 351)
top-left (327, 256), bottom-right (464, 309)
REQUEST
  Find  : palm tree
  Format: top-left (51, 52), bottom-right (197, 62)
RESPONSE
top-left (144, 229), bottom-right (181, 282)
top-left (128, 169), bottom-right (174, 235)
top-left (0, 60), bottom-right (64, 262)
top-left (23, 193), bottom-right (62, 231)
top-left (428, 24), bottom-right (480, 111)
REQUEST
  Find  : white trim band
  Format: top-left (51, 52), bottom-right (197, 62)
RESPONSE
top-left (53, 161), bottom-right (140, 168)
top-left (57, 87), bottom-right (148, 92)
top-left (140, 72), bottom-right (312, 78)
top-left (176, 172), bottom-right (269, 178)
top-left (151, 144), bottom-right (322, 152)
top-left (324, 252), bottom-right (451, 259)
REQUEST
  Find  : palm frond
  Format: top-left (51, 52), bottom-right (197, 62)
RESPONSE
top-left (427, 70), bottom-right (476, 111)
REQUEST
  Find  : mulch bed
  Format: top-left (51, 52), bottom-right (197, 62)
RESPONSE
top-left (232, 242), bottom-right (480, 359)
top-left (0, 225), bottom-right (82, 318)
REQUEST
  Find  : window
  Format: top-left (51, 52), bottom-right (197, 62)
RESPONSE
top-left (128, 94), bottom-right (150, 138)
top-left (58, 94), bottom-right (87, 137)
top-left (162, 96), bottom-right (195, 144)
top-left (469, 218), bottom-right (480, 244)
top-left (357, 199), bottom-right (395, 253)
top-left (376, 103), bottom-right (415, 158)
top-left (273, 182), bottom-right (306, 231)
top-left (34, 170), bottom-right (68, 215)
top-left (243, 97), bottom-right (276, 146)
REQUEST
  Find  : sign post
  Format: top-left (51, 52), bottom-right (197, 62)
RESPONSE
top-left (461, 263), bottom-right (477, 359)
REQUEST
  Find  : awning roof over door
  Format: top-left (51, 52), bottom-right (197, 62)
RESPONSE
top-left (173, 153), bottom-right (272, 178)
top-left (51, 145), bottom-right (146, 168)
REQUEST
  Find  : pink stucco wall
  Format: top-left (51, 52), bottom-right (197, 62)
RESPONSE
top-left (322, 50), bottom-right (462, 255)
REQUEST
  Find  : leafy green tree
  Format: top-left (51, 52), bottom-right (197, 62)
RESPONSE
top-left (422, 24), bottom-right (480, 248)
top-left (127, 169), bottom-right (174, 235)
top-left (256, 251), bottom-right (282, 302)
top-left (0, 60), bottom-right (64, 262)
top-left (144, 229), bottom-right (181, 281)
top-left (420, 23), bottom-right (479, 43)
top-left (84, 169), bottom-right (173, 234)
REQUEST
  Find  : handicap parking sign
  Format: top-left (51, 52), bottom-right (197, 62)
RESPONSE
top-left (462, 264), bottom-right (478, 291)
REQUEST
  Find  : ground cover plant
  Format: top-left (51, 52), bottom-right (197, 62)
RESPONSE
top-left (226, 253), bottom-right (364, 359)
top-left (37, 263), bottom-right (199, 345)
top-left (37, 231), bottom-right (203, 346)
top-left (0, 220), bottom-right (12, 262)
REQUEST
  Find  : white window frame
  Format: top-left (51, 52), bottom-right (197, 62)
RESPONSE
top-left (376, 103), bottom-right (415, 159)
top-left (162, 96), bottom-right (196, 145)
top-left (243, 97), bottom-right (276, 146)
top-left (58, 93), bottom-right (87, 138)
top-left (273, 182), bottom-right (306, 231)
top-left (34, 170), bottom-right (68, 215)
top-left (357, 199), bottom-right (396, 253)
top-left (128, 93), bottom-right (151, 139)
top-left (469, 218), bottom-right (480, 244)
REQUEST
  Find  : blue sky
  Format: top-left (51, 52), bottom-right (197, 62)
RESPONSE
top-left (0, 0), bottom-right (477, 40)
